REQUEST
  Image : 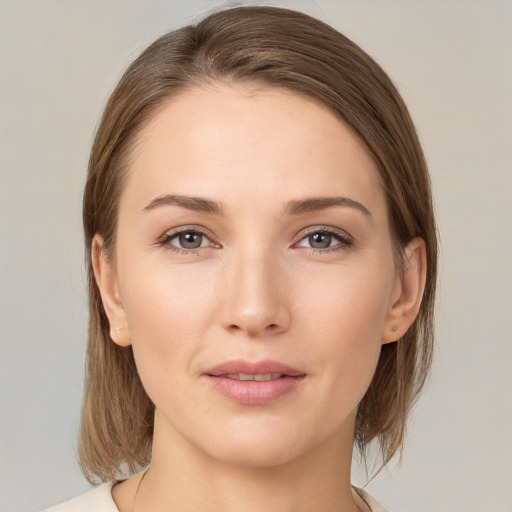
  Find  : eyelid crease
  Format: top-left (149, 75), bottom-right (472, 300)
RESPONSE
top-left (295, 225), bottom-right (354, 242)
top-left (156, 224), bottom-right (355, 258)
top-left (156, 225), bottom-right (219, 250)
top-left (293, 226), bottom-right (355, 253)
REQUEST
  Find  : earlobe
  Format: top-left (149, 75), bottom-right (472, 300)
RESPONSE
top-left (91, 235), bottom-right (131, 347)
top-left (382, 237), bottom-right (427, 344)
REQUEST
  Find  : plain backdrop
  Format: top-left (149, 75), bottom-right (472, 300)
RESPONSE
top-left (1, 1), bottom-right (511, 511)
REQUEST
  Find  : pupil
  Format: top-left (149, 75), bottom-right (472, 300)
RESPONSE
top-left (310, 233), bottom-right (331, 248)
top-left (179, 232), bottom-right (202, 249)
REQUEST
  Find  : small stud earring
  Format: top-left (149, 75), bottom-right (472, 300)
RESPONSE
top-left (111, 326), bottom-right (125, 338)
top-left (392, 325), bottom-right (399, 332)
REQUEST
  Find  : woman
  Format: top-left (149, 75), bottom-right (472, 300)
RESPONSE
top-left (46, 6), bottom-right (437, 512)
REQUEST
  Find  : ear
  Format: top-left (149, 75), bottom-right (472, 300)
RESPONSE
top-left (91, 234), bottom-right (131, 347)
top-left (382, 238), bottom-right (427, 344)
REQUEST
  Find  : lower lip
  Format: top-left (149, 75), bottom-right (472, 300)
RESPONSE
top-left (205, 375), bottom-right (305, 405)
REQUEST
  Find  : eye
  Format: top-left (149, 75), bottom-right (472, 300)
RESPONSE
top-left (158, 227), bottom-right (217, 253)
top-left (296, 228), bottom-right (353, 253)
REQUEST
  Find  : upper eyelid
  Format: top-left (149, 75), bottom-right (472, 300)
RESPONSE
top-left (295, 225), bottom-right (353, 241)
top-left (162, 225), bottom-right (216, 240)
top-left (159, 224), bottom-right (353, 247)
top-left (300, 226), bottom-right (348, 235)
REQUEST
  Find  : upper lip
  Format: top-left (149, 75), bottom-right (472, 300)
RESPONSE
top-left (205, 359), bottom-right (305, 377)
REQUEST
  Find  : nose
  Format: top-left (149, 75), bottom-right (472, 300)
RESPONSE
top-left (219, 246), bottom-right (291, 338)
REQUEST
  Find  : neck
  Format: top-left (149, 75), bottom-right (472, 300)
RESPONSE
top-left (131, 410), bottom-right (360, 512)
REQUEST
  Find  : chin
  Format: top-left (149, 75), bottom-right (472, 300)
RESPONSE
top-left (196, 422), bottom-right (318, 469)
top-left (207, 439), bottom-right (303, 468)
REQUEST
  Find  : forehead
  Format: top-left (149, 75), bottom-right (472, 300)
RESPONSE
top-left (123, 83), bottom-right (385, 215)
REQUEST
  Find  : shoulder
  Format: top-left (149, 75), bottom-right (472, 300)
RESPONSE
top-left (352, 485), bottom-right (389, 512)
top-left (44, 482), bottom-right (118, 512)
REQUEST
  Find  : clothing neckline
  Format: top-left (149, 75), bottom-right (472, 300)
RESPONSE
top-left (107, 481), bottom-right (379, 512)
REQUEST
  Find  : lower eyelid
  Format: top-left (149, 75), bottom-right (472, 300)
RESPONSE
top-left (169, 232), bottom-right (213, 249)
top-left (158, 227), bottom-right (352, 253)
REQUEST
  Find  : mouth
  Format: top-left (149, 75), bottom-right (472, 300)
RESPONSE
top-left (205, 359), bottom-right (305, 378)
top-left (204, 360), bottom-right (306, 405)
top-left (221, 373), bottom-right (287, 381)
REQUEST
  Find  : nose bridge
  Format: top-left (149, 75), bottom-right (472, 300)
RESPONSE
top-left (221, 238), bottom-right (290, 336)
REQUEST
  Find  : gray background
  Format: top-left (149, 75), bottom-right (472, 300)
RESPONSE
top-left (1, 1), bottom-right (511, 511)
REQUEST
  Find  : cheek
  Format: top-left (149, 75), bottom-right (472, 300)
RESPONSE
top-left (116, 239), bottom-right (395, 426)
top-left (118, 258), bottom-right (218, 391)
top-left (298, 260), bottom-right (393, 345)
top-left (120, 248), bottom-right (216, 330)
top-left (296, 261), bottom-right (394, 399)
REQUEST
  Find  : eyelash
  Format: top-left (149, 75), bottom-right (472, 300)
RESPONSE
top-left (157, 226), bottom-right (354, 255)
top-left (297, 227), bottom-right (354, 254)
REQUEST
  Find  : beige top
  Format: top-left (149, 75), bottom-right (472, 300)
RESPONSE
top-left (44, 482), bottom-right (388, 512)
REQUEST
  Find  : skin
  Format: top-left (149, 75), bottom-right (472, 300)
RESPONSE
top-left (93, 83), bottom-right (426, 512)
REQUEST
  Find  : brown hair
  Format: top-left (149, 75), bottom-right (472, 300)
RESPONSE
top-left (80, 6), bottom-right (437, 483)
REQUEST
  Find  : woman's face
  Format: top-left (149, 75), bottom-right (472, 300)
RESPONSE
top-left (99, 83), bottom-right (406, 467)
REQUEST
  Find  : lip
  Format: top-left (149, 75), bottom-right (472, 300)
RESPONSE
top-left (205, 359), bottom-right (305, 377)
top-left (204, 359), bottom-right (306, 405)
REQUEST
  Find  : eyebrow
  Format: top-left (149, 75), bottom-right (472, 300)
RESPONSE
top-left (285, 196), bottom-right (372, 218)
top-left (142, 194), bottom-right (224, 215)
top-left (142, 194), bottom-right (371, 218)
